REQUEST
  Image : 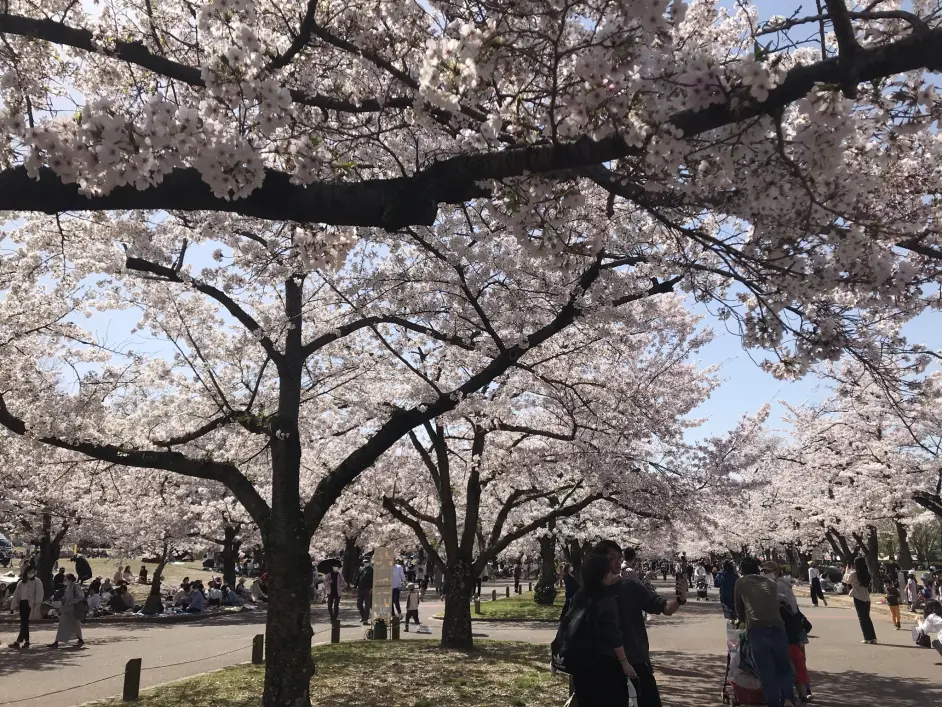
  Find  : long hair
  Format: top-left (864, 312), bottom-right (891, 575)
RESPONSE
top-left (854, 557), bottom-right (871, 589)
top-left (577, 553), bottom-right (611, 600)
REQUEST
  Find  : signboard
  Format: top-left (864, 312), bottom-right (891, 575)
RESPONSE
top-left (371, 547), bottom-right (395, 623)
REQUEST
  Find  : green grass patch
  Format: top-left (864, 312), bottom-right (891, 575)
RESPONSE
top-left (437, 591), bottom-right (563, 621)
top-left (90, 640), bottom-right (562, 707)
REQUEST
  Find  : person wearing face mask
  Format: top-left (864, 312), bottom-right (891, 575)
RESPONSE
top-left (8, 567), bottom-right (44, 649)
top-left (49, 573), bottom-right (85, 648)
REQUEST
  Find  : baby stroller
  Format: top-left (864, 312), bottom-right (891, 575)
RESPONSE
top-left (696, 576), bottom-right (709, 600)
top-left (722, 626), bottom-right (765, 706)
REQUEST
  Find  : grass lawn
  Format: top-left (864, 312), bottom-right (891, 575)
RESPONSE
top-left (436, 591), bottom-right (563, 621)
top-left (90, 640), bottom-right (563, 707)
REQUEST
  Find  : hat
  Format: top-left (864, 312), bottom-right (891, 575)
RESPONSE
top-left (408, 583), bottom-right (417, 590)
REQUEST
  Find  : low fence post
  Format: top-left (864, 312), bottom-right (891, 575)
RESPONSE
top-left (474, 598), bottom-right (481, 614)
top-left (391, 615), bottom-right (401, 640)
top-left (492, 589), bottom-right (497, 602)
top-left (123, 658), bottom-right (142, 702)
top-left (331, 620), bottom-right (341, 644)
top-left (252, 634), bottom-right (264, 665)
top-left (528, 581), bottom-right (533, 592)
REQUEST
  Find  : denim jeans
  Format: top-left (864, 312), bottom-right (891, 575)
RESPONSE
top-left (748, 626), bottom-right (796, 707)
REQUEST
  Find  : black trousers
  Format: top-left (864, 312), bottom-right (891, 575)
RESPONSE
top-left (630, 662), bottom-right (663, 707)
top-left (16, 600), bottom-right (30, 643)
top-left (405, 609), bottom-right (419, 627)
top-left (327, 594), bottom-right (340, 622)
top-left (357, 592), bottom-right (371, 622)
top-left (854, 598), bottom-right (877, 641)
top-left (476, 579), bottom-right (483, 596)
top-left (572, 657), bottom-right (629, 707)
top-left (810, 577), bottom-right (825, 606)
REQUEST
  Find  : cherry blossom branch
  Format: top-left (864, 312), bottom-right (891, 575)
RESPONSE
top-left (381, 496), bottom-right (445, 571)
top-left (0, 394), bottom-right (271, 526)
top-left (478, 492), bottom-right (604, 572)
top-left (124, 256), bottom-right (282, 365)
top-left (0, 13), bottom-right (407, 114)
top-left (459, 426), bottom-right (486, 556)
top-left (300, 315), bottom-right (476, 359)
top-left (1, 20), bottom-right (941, 225)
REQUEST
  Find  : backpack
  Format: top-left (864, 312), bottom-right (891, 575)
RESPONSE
top-left (551, 599), bottom-right (596, 675)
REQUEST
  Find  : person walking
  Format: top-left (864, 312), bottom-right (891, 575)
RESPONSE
top-left (905, 572), bottom-right (920, 612)
top-left (886, 580), bottom-right (902, 630)
top-left (391, 559), bottom-right (406, 617)
top-left (844, 557), bottom-right (877, 644)
top-left (568, 553), bottom-right (635, 707)
top-left (356, 561), bottom-right (374, 625)
top-left (326, 564), bottom-right (345, 623)
top-left (49, 574), bottom-right (85, 648)
top-left (718, 560), bottom-right (739, 622)
top-left (734, 557), bottom-right (796, 707)
top-left (8, 566), bottom-right (44, 649)
top-left (561, 563), bottom-right (579, 619)
top-left (513, 562), bottom-right (522, 594)
top-left (594, 540), bottom-right (688, 707)
top-left (404, 583), bottom-right (421, 631)
top-left (808, 563), bottom-right (827, 607)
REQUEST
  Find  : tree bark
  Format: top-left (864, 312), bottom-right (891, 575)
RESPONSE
top-left (36, 514), bottom-right (67, 599)
top-left (860, 526), bottom-right (884, 594)
top-left (440, 557), bottom-right (475, 650)
top-left (261, 276), bottom-right (315, 707)
top-left (221, 525), bottom-right (241, 589)
top-left (894, 520), bottom-right (914, 571)
top-left (342, 537), bottom-right (361, 586)
top-left (143, 543), bottom-right (170, 614)
top-left (829, 528), bottom-right (857, 562)
top-left (562, 539), bottom-right (591, 582)
top-left (534, 534), bottom-right (558, 605)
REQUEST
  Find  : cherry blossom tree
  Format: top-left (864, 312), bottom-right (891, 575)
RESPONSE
top-left (2, 2), bottom-right (942, 705)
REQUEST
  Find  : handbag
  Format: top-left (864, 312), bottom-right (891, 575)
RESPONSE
top-left (915, 630), bottom-right (931, 648)
top-left (798, 610), bottom-right (812, 633)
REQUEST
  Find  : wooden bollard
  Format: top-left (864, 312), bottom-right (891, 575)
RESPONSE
top-left (331, 620), bottom-right (341, 644)
top-left (474, 598), bottom-right (481, 614)
top-left (391, 615), bottom-right (401, 640)
top-left (492, 590), bottom-right (497, 602)
top-left (506, 586), bottom-right (510, 597)
top-left (123, 658), bottom-right (142, 702)
top-left (252, 634), bottom-right (264, 664)
top-left (529, 581), bottom-right (533, 592)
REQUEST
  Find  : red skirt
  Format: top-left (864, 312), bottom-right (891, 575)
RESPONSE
top-left (789, 644), bottom-right (810, 684)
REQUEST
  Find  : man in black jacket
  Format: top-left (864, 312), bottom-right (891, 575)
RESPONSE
top-left (72, 554), bottom-right (93, 583)
top-left (355, 561), bottom-right (374, 625)
top-left (593, 540), bottom-right (688, 707)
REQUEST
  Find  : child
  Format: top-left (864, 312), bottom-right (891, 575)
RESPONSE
top-left (781, 600), bottom-right (812, 702)
top-left (404, 583), bottom-right (421, 632)
top-left (886, 580), bottom-right (902, 630)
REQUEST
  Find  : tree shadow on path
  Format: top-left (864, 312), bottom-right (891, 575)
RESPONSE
top-left (652, 650), bottom-right (942, 707)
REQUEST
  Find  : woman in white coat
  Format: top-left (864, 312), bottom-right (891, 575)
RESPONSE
top-left (9, 567), bottom-right (44, 649)
top-left (49, 573), bottom-right (85, 648)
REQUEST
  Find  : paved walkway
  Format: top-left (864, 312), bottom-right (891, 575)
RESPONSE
top-left (0, 583), bottom-right (939, 706)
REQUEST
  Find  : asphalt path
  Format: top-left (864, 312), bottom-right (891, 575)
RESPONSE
top-left (0, 581), bottom-right (939, 706)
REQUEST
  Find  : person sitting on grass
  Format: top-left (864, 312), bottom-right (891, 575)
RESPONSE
top-left (173, 582), bottom-right (192, 608)
top-left (222, 584), bottom-right (241, 606)
top-left (913, 600), bottom-right (942, 656)
top-left (138, 566), bottom-right (148, 584)
top-left (251, 576), bottom-right (268, 603)
top-left (235, 577), bottom-right (252, 601)
top-left (207, 581), bottom-right (223, 607)
top-left (185, 582), bottom-right (205, 613)
top-left (108, 586), bottom-right (130, 613)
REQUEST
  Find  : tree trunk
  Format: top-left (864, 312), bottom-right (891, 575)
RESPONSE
top-left (562, 539), bottom-right (591, 582)
top-left (221, 525), bottom-right (241, 588)
top-left (534, 534), bottom-right (558, 605)
top-left (824, 530), bottom-right (843, 562)
top-left (861, 526), bottom-right (884, 594)
top-left (440, 556), bottom-right (475, 650)
top-left (143, 544), bottom-right (170, 614)
top-left (829, 528), bottom-right (857, 562)
top-left (785, 545), bottom-right (801, 579)
top-left (894, 520), bottom-right (914, 571)
top-left (36, 514), bottom-right (67, 599)
top-left (342, 537), bottom-right (361, 586)
top-left (261, 276), bottom-right (315, 707)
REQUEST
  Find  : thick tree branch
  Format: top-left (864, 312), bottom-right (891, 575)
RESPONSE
top-left (0, 22), bottom-right (939, 225)
top-left (0, 394), bottom-right (271, 527)
top-left (913, 490), bottom-right (942, 519)
top-left (459, 426), bottom-right (486, 556)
